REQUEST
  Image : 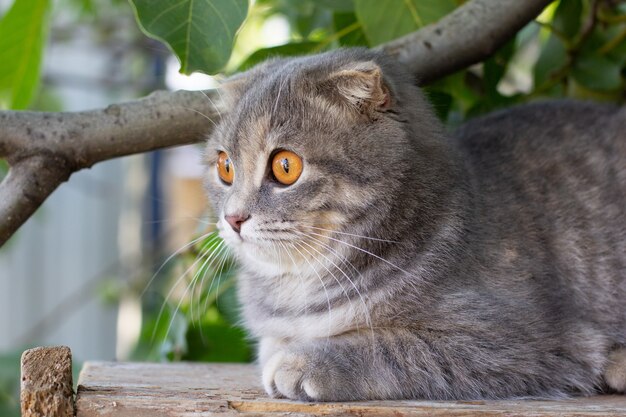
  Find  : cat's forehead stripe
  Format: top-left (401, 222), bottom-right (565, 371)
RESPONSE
top-left (253, 152), bottom-right (266, 188)
top-left (231, 114), bottom-right (291, 188)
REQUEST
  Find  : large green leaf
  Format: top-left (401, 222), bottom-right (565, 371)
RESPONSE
top-left (533, 35), bottom-right (567, 90)
top-left (555, 0), bottom-right (582, 38)
top-left (0, 0), bottom-right (50, 110)
top-left (129, 0), bottom-right (249, 74)
top-left (571, 25), bottom-right (625, 93)
top-left (333, 12), bottom-right (368, 47)
top-left (354, 0), bottom-right (455, 46)
top-left (533, 0), bottom-right (582, 90)
top-left (572, 54), bottom-right (622, 92)
top-left (317, 0), bottom-right (354, 12)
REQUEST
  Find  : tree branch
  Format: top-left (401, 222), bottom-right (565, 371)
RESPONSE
top-left (0, 0), bottom-right (552, 247)
top-left (0, 90), bottom-right (218, 245)
top-left (380, 0), bottom-right (553, 85)
top-left (0, 156), bottom-right (72, 245)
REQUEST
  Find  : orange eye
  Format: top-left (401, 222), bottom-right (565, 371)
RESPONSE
top-left (272, 150), bottom-right (303, 186)
top-left (217, 151), bottom-right (234, 184)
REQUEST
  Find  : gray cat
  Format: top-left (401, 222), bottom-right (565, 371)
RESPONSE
top-left (204, 48), bottom-right (626, 401)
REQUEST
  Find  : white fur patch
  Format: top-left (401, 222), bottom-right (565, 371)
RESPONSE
top-left (262, 349), bottom-right (286, 397)
top-left (605, 348), bottom-right (626, 392)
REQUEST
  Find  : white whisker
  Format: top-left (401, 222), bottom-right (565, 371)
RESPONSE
top-left (142, 231), bottom-right (216, 298)
top-left (213, 244), bottom-right (232, 309)
top-left (279, 240), bottom-right (309, 315)
top-left (270, 241), bottom-right (286, 302)
top-left (292, 240), bottom-right (333, 343)
top-left (153, 236), bottom-right (221, 342)
top-left (301, 224), bottom-right (400, 243)
top-left (201, 244), bottom-right (230, 313)
top-left (200, 90), bottom-right (223, 120)
top-left (189, 239), bottom-right (224, 326)
top-left (296, 236), bottom-right (372, 334)
top-left (182, 106), bottom-right (218, 128)
top-left (307, 231), bottom-right (415, 278)
top-left (272, 74), bottom-right (288, 120)
top-left (166, 241), bottom-right (229, 340)
top-left (298, 232), bottom-right (378, 348)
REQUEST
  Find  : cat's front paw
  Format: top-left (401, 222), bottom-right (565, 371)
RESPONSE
top-left (262, 347), bottom-right (355, 401)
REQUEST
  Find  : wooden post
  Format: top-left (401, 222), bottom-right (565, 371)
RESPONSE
top-left (21, 346), bottom-right (75, 417)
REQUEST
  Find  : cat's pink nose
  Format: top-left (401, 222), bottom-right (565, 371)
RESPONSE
top-left (225, 214), bottom-right (250, 234)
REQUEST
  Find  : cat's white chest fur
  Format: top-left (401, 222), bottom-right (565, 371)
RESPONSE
top-left (237, 259), bottom-right (375, 340)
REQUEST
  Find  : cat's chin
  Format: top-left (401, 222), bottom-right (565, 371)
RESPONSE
top-left (231, 239), bottom-right (314, 277)
top-left (237, 244), bottom-right (287, 277)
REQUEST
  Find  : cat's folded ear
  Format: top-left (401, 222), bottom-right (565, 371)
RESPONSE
top-left (321, 61), bottom-right (392, 116)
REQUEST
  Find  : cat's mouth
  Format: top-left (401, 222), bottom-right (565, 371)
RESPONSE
top-left (236, 225), bottom-right (342, 270)
top-left (218, 213), bottom-right (349, 271)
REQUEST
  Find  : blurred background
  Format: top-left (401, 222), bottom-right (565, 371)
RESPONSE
top-left (0, 0), bottom-right (624, 415)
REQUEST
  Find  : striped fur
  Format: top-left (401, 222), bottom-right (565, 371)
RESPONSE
top-left (204, 48), bottom-right (626, 401)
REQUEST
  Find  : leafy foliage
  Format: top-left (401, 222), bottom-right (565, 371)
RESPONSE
top-left (533, 0), bottom-right (626, 100)
top-left (132, 232), bottom-right (252, 363)
top-left (129, 0), bottom-right (248, 74)
top-left (0, 351), bottom-right (21, 417)
top-left (0, 0), bottom-right (50, 110)
top-left (355, 0), bottom-right (456, 45)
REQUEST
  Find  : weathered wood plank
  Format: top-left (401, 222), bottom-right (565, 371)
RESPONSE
top-left (21, 346), bottom-right (75, 417)
top-left (76, 361), bottom-right (626, 417)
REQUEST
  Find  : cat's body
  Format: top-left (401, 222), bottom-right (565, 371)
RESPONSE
top-left (205, 48), bottom-right (626, 401)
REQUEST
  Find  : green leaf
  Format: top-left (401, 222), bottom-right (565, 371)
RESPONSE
top-left (295, 5), bottom-right (332, 38)
top-left (333, 12), bottom-right (368, 47)
top-left (258, 0), bottom-right (330, 39)
top-left (533, 0), bottom-right (582, 90)
top-left (423, 88), bottom-right (452, 122)
top-left (553, 0), bottom-right (582, 38)
top-left (534, 35), bottom-right (567, 89)
top-left (317, 0), bottom-right (354, 12)
top-left (237, 41), bottom-right (322, 71)
top-left (354, 0), bottom-right (455, 46)
top-left (483, 38), bottom-right (516, 95)
top-left (572, 54), bottom-right (622, 91)
top-left (0, 0), bottom-right (50, 110)
top-left (428, 71), bottom-right (482, 124)
top-left (183, 322), bottom-right (251, 362)
top-left (578, 25), bottom-right (626, 66)
top-left (129, 0), bottom-right (249, 74)
top-left (568, 23), bottom-right (625, 93)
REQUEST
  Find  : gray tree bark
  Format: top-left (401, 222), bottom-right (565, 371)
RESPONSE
top-left (0, 0), bottom-right (553, 247)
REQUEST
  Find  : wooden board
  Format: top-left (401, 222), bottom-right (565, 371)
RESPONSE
top-left (75, 361), bottom-right (626, 417)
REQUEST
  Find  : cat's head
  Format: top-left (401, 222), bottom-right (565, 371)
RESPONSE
top-left (204, 49), bottom-right (444, 274)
